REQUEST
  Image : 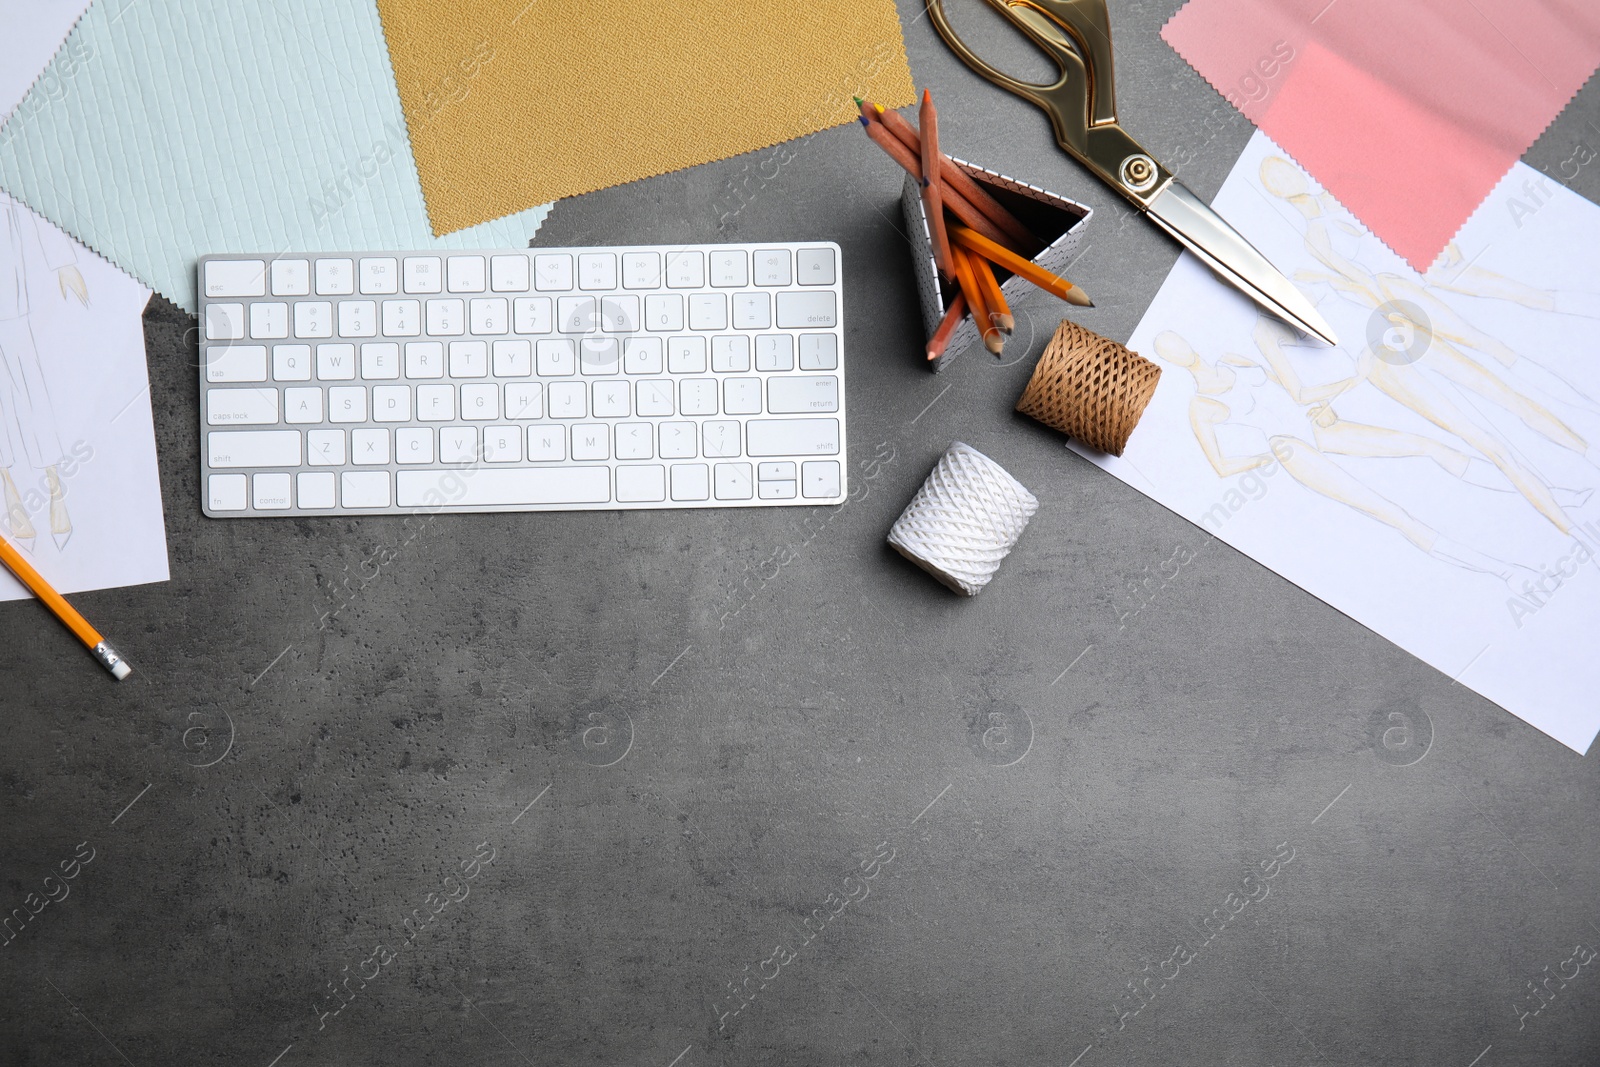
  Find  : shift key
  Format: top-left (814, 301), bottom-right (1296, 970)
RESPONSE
top-left (747, 418), bottom-right (839, 456)
top-left (208, 430), bottom-right (302, 468)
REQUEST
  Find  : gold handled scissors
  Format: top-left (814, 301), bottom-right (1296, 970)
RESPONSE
top-left (927, 0), bottom-right (1338, 345)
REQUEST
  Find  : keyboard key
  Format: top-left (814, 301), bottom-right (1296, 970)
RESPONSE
top-left (768, 374), bottom-right (838, 413)
top-left (712, 336), bottom-right (750, 372)
top-left (417, 384), bottom-right (455, 420)
top-left (449, 340), bottom-right (488, 378)
top-left (644, 293), bottom-right (683, 332)
top-left (316, 259), bottom-right (354, 295)
top-left (796, 247), bottom-right (836, 285)
top-left (208, 473), bottom-right (248, 511)
top-left (756, 335), bottom-right (793, 371)
top-left (580, 338), bottom-right (621, 375)
top-left (491, 254), bottom-right (530, 292)
top-left (382, 299), bottom-right (421, 336)
top-left (680, 378), bottom-right (717, 416)
top-left (622, 252), bottom-right (660, 289)
top-left (404, 256), bottom-right (443, 293)
top-left (250, 302), bottom-right (288, 339)
top-left (709, 250), bottom-right (747, 287)
top-left (397, 467), bottom-right (610, 508)
top-left (447, 255), bottom-right (486, 293)
top-left (592, 381), bottom-right (630, 418)
top-left (759, 461), bottom-right (797, 481)
top-left (207, 387), bottom-right (278, 425)
top-left (733, 292), bottom-right (771, 330)
top-left (617, 465), bottom-right (666, 502)
top-left (666, 250), bottom-right (704, 288)
top-left (600, 296), bottom-right (639, 333)
top-left (317, 343), bottom-right (355, 380)
top-left (571, 424), bottom-right (609, 460)
top-left (360, 257), bottom-right (399, 294)
top-left (537, 339), bottom-right (577, 376)
top-left (206, 344), bottom-right (268, 383)
top-left (470, 297), bottom-right (508, 333)
top-left (758, 479), bottom-right (796, 500)
top-left (558, 296), bottom-right (597, 333)
top-left (702, 420), bottom-right (741, 458)
top-left (776, 290), bottom-right (837, 329)
top-left (373, 385), bottom-right (411, 422)
top-left (724, 377), bottom-right (762, 415)
top-left (493, 339), bottom-right (533, 377)
top-left (397, 428), bottom-right (435, 464)
top-left (294, 301), bottom-right (333, 338)
top-left (206, 303), bottom-right (245, 340)
top-left (361, 342), bottom-right (400, 380)
top-left (689, 293), bottom-right (726, 330)
top-left (339, 300), bottom-right (378, 337)
top-left (254, 472), bottom-right (293, 510)
top-left (504, 383), bottom-right (544, 420)
top-left (615, 423), bottom-right (654, 459)
top-left (668, 336), bottom-right (706, 373)
top-left (715, 462), bottom-right (753, 500)
top-left (274, 344), bottom-right (312, 381)
top-left (205, 259), bottom-right (266, 298)
top-left (406, 342), bottom-right (445, 379)
top-left (624, 337), bottom-right (664, 375)
top-left (548, 382), bottom-right (587, 419)
top-left (352, 428), bottom-right (390, 464)
top-left (483, 426), bottom-right (522, 463)
top-left (526, 425), bottom-right (567, 461)
top-left (341, 471), bottom-right (391, 508)
top-left (799, 333), bottom-right (838, 370)
top-left (800, 460), bottom-right (838, 502)
top-left (671, 462), bottom-right (710, 501)
top-left (578, 252), bottom-right (617, 291)
top-left (636, 379), bottom-right (673, 416)
top-left (297, 472), bottom-right (337, 509)
top-left (753, 249), bottom-right (792, 286)
top-left (426, 298), bottom-right (465, 336)
top-left (534, 254), bottom-right (573, 291)
top-left (462, 383), bottom-right (499, 420)
top-left (329, 387), bottom-right (367, 423)
top-left (659, 421), bottom-right (697, 459)
top-left (284, 387), bottom-right (323, 423)
top-left (440, 426), bottom-right (479, 464)
top-left (208, 429), bottom-right (301, 468)
top-left (271, 259), bottom-right (310, 296)
top-left (513, 297), bottom-right (552, 334)
top-left (747, 418), bottom-right (839, 456)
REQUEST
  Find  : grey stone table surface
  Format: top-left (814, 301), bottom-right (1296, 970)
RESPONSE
top-left (5, 2), bottom-right (1599, 1065)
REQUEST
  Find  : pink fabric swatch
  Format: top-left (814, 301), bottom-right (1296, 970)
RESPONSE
top-left (1162, 0), bottom-right (1600, 270)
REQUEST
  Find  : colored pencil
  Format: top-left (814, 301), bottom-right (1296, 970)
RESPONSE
top-left (970, 253), bottom-right (1013, 332)
top-left (918, 90), bottom-right (953, 276)
top-left (951, 244), bottom-right (1003, 355)
top-left (950, 223), bottom-right (1093, 307)
top-left (927, 291), bottom-right (968, 361)
top-left (856, 115), bottom-right (1014, 248)
top-left (860, 97), bottom-right (1039, 251)
top-left (0, 530), bottom-right (131, 680)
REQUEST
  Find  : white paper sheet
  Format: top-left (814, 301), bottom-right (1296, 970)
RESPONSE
top-left (1084, 131), bottom-right (1600, 753)
top-left (0, 0), bottom-right (90, 121)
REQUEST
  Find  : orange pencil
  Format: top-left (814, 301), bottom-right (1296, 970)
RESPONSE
top-left (970, 253), bottom-right (1013, 333)
top-left (926, 291), bottom-right (968, 361)
top-left (951, 223), bottom-right (1093, 307)
top-left (951, 244), bottom-right (1002, 355)
top-left (861, 98), bottom-right (1039, 251)
top-left (918, 90), bottom-right (953, 277)
top-left (856, 104), bottom-right (1014, 248)
top-left (0, 530), bottom-right (131, 679)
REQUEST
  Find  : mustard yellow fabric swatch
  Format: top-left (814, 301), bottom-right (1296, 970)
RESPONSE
top-left (377, 0), bottom-right (916, 234)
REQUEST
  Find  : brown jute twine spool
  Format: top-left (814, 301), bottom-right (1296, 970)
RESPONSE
top-left (1015, 320), bottom-right (1162, 455)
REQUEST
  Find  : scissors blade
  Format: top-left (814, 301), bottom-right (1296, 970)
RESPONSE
top-left (1145, 180), bottom-right (1338, 346)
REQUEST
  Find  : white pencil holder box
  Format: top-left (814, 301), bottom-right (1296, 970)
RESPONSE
top-left (901, 160), bottom-right (1092, 371)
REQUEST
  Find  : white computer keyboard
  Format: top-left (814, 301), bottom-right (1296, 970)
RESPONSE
top-left (196, 243), bottom-right (847, 516)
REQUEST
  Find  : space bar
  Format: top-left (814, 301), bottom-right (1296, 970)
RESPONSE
top-left (396, 467), bottom-right (611, 508)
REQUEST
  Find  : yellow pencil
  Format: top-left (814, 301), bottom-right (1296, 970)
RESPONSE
top-left (950, 223), bottom-right (1094, 308)
top-left (0, 530), bottom-right (131, 680)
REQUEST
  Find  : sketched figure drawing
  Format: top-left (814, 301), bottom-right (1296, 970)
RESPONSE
top-left (0, 189), bottom-right (86, 549)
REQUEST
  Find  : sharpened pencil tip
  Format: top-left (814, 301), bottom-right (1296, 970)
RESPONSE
top-left (853, 96), bottom-right (863, 106)
top-left (1067, 289), bottom-right (1094, 308)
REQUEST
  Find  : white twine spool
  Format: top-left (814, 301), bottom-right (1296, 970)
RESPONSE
top-left (887, 442), bottom-right (1039, 596)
